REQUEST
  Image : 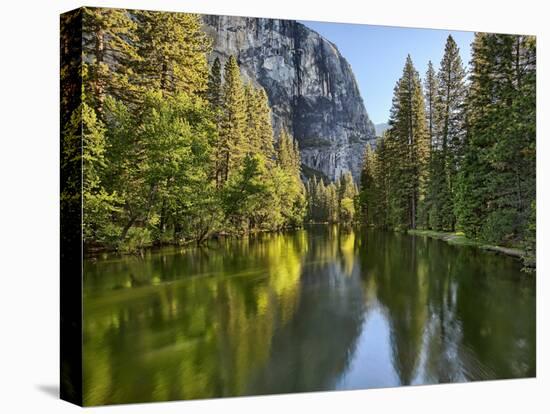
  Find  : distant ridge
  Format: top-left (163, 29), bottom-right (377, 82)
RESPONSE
top-left (374, 122), bottom-right (389, 137)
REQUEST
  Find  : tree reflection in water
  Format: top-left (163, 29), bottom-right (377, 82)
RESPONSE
top-left (83, 225), bottom-right (535, 406)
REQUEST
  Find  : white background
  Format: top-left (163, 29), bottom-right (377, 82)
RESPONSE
top-left (0, 0), bottom-right (547, 412)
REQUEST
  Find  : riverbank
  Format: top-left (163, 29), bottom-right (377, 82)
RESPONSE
top-left (408, 229), bottom-right (525, 258)
top-left (84, 225), bottom-right (305, 258)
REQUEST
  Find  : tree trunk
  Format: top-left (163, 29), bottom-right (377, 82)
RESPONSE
top-left (119, 215), bottom-right (138, 242)
top-left (160, 61), bottom-right (169, 92)
top-left (120, 183), bottom-right (158, 242)
top-left (411, 191), bottom-right (416, 229)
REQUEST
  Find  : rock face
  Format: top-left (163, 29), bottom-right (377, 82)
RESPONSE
top-left (203, 15), bottom-right (376, 182)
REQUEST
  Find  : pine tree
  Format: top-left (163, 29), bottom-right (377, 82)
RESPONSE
top-left (359, 133), bottom-right (392, 228)
top-left (134, 11), bottom-right (211, 95)
top-left (244, 83), bottom-right (262, 154)
top-left (316, 179), bottom-right (327, 222)
top-left (307, 176), bottom-right (319, 221)
top-left (455, 33), bottom-right (492, 238)
top-left (435, 35), bottom-right (467, 230)
top-left (273, 129), bottom-right (306, 227)
top-left (386, 55), bottom-right (430, 230)
top-left (277, 129), bottom-right (293, 171)
top-left (222, 153), bottom-right (269, 232)
top-left (82, 7), bottom-right (139, 113)
top-left (339, 196), bottom-right (356, 225)
top-left (205, 57), bottom-right (224, 184)
top-left (218, 56), bottom-right (248, 183)
top-left (277, 130), bottom-right (302, 182)
top-left (76, 9), bottom-right (312, 246)
top-left (359, 144), bottom-right (377, 224)
top-left (256, 88), bottom-right (276, 163)
top-left (378, 134), bottom-right (392, 227)
top-left (423, 60), bottom-right (444, 229)
top-left (339, 172), bottom-right (357, 200)
top-left (326, 184), bottom-right (339, 223)
top-left (456, 33), bottom-right (536, 245)
top-left (424, 61), bottom-right (439, 151)
top-left (206, 57), bottom-right (223, 110)
top-left (307, 171), bottom-right (358, 224)
top-left (291, 138), bottom-right (302, 174)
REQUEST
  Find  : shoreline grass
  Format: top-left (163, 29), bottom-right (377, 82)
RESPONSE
top-left (407, 229), bottom-right (525, 258)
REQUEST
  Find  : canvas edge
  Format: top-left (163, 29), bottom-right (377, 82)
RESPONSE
top-left (60, 6), bottom-right (84, 407)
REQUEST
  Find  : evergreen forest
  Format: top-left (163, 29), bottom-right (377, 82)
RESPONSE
top-left (359, 35), bottom-right (536, 269)
top-left (61, 9), bottom-right (536, 270)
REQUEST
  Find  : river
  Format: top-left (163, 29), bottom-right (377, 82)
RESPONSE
top-left (83, 225), bottom-right (535, 405)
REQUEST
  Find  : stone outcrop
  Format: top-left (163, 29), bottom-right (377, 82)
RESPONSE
top-left (203, 15), bottom-right (376, 181)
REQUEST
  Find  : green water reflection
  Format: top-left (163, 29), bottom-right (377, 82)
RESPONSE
top-left (83, 225), bottom-right (535, 405)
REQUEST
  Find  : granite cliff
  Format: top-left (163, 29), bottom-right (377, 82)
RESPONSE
top-left (202, 15), bottom-right (376, 182)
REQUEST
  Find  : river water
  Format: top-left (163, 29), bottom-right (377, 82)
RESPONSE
top-left (83, 225), bottom-right (535, 405)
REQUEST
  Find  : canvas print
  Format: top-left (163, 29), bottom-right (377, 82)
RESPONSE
top-left (60, 6), bottom-right (536, 407)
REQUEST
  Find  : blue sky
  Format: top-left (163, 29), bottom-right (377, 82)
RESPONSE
top-left (299, 20), bottom-right (474, 125)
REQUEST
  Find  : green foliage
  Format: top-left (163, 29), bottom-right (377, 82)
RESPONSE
top-left (77, 8), bottom-right (535, 271)
top-left (277, 129), bottom-right (300, 174)
top-left (339, 171), bottom-right (357, 201)
top-left (455, 33), bottom-right (536, 248)
top-left (270, 129), bottom-right (307, 227)
top-left (256, 88), bottom-right (277, 163)
top-left (103, 90), bottom-right (217, 243)
top-left (424, 61), bottom-right (439, 145)
top-left (118, 227), bottom-right (152, 253)
top-left (522, 201), bottom-right (536, 271)
top-left (426, 35), bottom-right (467, 231)
top-left (359, 34), bottom-right (535, 269)
top-left (365, 55), bottom-right (429, 231)
top-left (133, 10), bottom-right (211, 95)
top-left (217, 56), bottom-right (248, 183)
top-left (222, 154), bottom-right (269, 231)
top-left (79, 8), bottom-right (307, 251)
top-left (480, 209), bottom-right (517, 245)
top-left (206, 57), bottom-right (222, 110)
top-left (340, 197), bottom-right (355, 224)
top-left (306, 172), bottom-right (358, 224)
top-left (427, 152), bottom-right (454, 231)
top-left (64, 102), bottom-right (121, 246)
top-left (82, 7), bottom-right (139, 112)
top-left (359, 141), bottom-right (388, 227)
top-left (269, 170), bottom-right (306, 229)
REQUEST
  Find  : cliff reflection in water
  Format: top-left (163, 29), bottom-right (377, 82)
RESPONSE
top-left (83, 225), bottom-right (535, 405)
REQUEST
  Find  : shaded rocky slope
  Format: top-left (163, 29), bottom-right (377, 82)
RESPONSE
top-left (202, 15), bottom-right (376, 181)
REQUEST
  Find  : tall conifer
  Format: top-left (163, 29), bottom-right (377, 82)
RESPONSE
top-left (206, 57), bottom-right (223, 109)
top-left (456, 33), bottom-right (535, 244)
top-left (82, 7), bottom-right (138, 113)
top-left (219, 56), bottom-right (247, 182)
top-left (134, 11), bottom-right (211, 95)
top-left (386, 55), bottom-right (429, 229)
top-left (435, 35), bottom-right (467, 230)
